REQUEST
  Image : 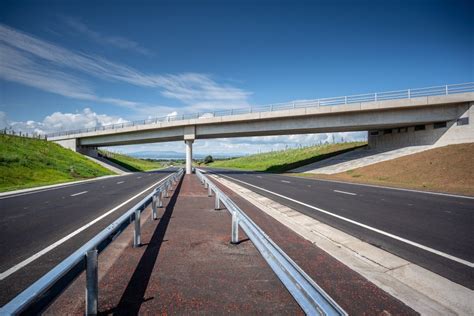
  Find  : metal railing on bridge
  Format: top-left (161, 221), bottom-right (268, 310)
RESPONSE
top-left (46, 82), bottom-right (474, 138)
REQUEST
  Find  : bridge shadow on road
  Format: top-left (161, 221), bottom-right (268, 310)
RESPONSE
top-left (102, 176), bottom-right (183, 315)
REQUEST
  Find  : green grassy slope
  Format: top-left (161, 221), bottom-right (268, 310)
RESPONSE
top-left (208, 142), bottom-right (366, 172)
top-left (0, 134), bottom-right (114, 192)
top-left (99, 151), bottom-right (164, 172)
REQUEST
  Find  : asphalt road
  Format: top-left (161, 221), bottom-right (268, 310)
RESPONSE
top-left (207, 168), bottom-right (474, 289)
top-left (0, 168), bottom-right (176, 305)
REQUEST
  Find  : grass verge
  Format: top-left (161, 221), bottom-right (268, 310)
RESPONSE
top-left (99, 151), bottom-right (165, 172)
top-left (0, 134), bottom-right (114, 192)
top-left (207, 142), bottom-right (366, 172)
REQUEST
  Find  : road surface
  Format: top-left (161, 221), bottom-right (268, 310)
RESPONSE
top-left (207, 168), bottom-right (474, 289)
top-left (0, 168), bottom-right (176, 305)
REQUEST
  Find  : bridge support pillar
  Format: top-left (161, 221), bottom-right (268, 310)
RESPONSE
top-left (185, 139), bottom-right (194, 174)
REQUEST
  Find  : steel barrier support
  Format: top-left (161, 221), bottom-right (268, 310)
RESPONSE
top-left (231, 211), bottom-right (239, 244)
top-left (85, 249), bottom-right (98, 316)
top-left (152, 195), bottom-right (158, 220)
top-left (133, 209), bottom-right (141, 247)
top-left (215, 192), bottom-right (221, 210)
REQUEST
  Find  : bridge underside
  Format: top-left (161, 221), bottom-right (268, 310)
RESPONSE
top-left (52, 100), bottom-right (474, 174)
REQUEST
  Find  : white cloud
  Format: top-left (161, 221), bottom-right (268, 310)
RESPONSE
top-left (62, 17), bottom-right (152, 56)
top-left (2, 108), bottom-right (126, 135)
top-left (0, 23), bottom-right (251, 113)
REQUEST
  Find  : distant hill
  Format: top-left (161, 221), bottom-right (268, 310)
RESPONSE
top-left (207, 142), bottom-right (366, 172)
top-left (0, 134), bottom-right (114, 192)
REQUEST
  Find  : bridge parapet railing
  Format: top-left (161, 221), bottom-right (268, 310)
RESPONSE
top-left (47, 82), bottom-right (474, 138)
top-left (0, 169), bottom-right (184, 315)
top-left (195, 168), bottom-right (347, 316)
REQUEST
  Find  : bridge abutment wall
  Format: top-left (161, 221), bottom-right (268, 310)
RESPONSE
top-left (368, 102), bottom-right (473, 149)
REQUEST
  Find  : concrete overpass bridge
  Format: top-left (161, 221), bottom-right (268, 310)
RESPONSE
top-left (49, 83), bottom-right (474, 174)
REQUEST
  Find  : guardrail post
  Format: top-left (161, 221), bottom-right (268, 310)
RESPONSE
top-left (133, 209), bottom-right (141, 247)
top-left (215, 192), bottom-right (221, 210)
top-left (85, 249), bottom-right (98, 316)
top-left (374, 93), bottom-right (378, 101)
top-left (344, 96), bottom-right (347, 104)
top-left (445, 85), bottom-right (448, 95)
top-left (231, 211), bottom-right (239, 244)
top-left (152, 195), bottom-right (158, 220)
top-left (158, 190), bottom-right (163, 207)
top-left (204, 181), bottom-right (208, 189)
top-left (208, 185), bottom-right (212, 197)
top-left (408, 89), bottom-right (411, 98)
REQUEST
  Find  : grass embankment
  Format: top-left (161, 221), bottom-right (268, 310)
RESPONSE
top-left (295, 143), bottom-right (474, 196)
top-left (208, 142), bottom-right (366, 172)
top-left (99, 151), bottom-right (165, 172)
top-left (0, 134), bottom-right (114, 192)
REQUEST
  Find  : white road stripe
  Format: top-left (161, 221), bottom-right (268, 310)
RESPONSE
top-left (256, 176), bottom-right (263, 178)
top-left (137, 176), bottom-right (142, 179)
top-left (285, 176), bottom-right (474, 200)
top-left (116, 181), bottom-right (125, 184)
top-left (281, 180), bottom-right (291, 184)
top-left (70, 191), bottom-right (88, 197)
top-left (219, 174), bottom-right (474, 268)
top-left (333, 190), bottom-right (357, 196)
top-left (0, 174), bottom-right (173, 280)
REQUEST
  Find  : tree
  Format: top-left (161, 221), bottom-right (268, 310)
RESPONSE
top-left (204, 155), bottom-right (214, 164)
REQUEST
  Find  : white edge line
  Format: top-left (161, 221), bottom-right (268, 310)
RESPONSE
top-left (70, 191), bottom-right (88, 197)
top-left (0, 173), bottom-right (173, 280)
top-left (285, 174), bottom-right (474, 200)
top-left (219, 174), bottom-right (474, 268)
top-left (333, 190), bottom-right (357, 196)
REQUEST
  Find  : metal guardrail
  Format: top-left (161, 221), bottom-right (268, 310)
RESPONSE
top-left (47, 82), bottom-right (474, 138)
top-left (195, 169), bottom-right (347, 316)
top-left (0, 169), bottom-right (184, 315)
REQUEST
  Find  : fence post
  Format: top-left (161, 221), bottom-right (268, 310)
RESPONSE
top-left (133, 209), bottom-right (141, 247)
top-left (344, 96), bottom-right (347, 104)
top-left (374, 93), bottom-right (378, 101)
top-left (445, 85), bottom-right (448, 95)
top-left (408, 89), bottom-right (411, 98)
top-left (231, 211), bottom-right (239, 244)
top-left (85, 249), bottom-right (98, 316)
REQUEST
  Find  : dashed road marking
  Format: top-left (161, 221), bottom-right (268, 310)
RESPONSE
top-left (70, 191), bottom-right (88, 197)
top-left (116, 181), bottom-right (125, 184)
top-left (0, 175), bottom-right (173, 280)
top-left (281, 180), bottom-right (291, 184)
top-left (218, 173), bottom-right (474, 268)
top-left (333, 190), bottom-right (357, 196)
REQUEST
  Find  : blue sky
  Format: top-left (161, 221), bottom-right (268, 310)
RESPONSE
top-left (1, 0), bottom-right (473, 155)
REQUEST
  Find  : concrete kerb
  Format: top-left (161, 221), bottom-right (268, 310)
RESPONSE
top-left (209, 174), bottom-right (474, 316)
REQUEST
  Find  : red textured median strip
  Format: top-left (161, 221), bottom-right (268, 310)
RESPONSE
top-left (47, 175), bottom-right (302, 314)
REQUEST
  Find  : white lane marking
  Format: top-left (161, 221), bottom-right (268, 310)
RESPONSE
top-left (256, 176), bottom-right (263, 179)
top-left (333, 190), bottom-right (357, 196)
top-left (70, 191), bottom-right (88, 197)
top-left (137, 176), bottom-right (142, 179)
top-left (285, 175), bottom-right (474, 200)
top-left (116, 181), bottom-right (125, 184)
top-left (281, 180), bottom-right (291, 184)
top-left (0, 174), bottom-right (173, 280)
top-left (218, 174), bottom-right (474, 268)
